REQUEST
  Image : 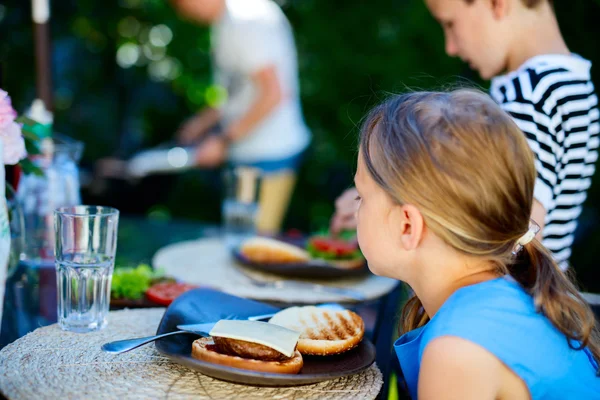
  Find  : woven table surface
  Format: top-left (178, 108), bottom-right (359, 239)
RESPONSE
top-left (0, 308), bottom-right (383, 400)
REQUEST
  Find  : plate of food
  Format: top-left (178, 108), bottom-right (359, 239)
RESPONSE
top-left (232, 233), bottom-right (368, 278)
top-left (154, 288), bottom-right (375, 386)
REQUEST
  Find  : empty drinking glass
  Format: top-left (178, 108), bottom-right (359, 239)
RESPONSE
top-left (54, 206), bottom-right (119, 333)
top-left (222, 167), bottom-right (261, 249)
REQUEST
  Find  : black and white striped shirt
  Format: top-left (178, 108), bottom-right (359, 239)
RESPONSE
top-left (490, 54), bottom-right (599, 269)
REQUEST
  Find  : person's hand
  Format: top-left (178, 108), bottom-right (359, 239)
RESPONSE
top-left (177, 113), bottom-right (212, 145)
top-left (330, 187), bottom-right (359, 235)
top-left (194, 135), bottom-right (228, 168)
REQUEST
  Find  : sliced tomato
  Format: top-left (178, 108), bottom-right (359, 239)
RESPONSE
top-left (309, 237), bottom-right (357, 256)
top-left (146, 282), bottom-right (198, 306)
top-left (310, 237), bottom-right (332, 252)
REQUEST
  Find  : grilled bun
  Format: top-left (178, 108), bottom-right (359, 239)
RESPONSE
top-left (191, 337), bottom-right (304, 374)
top-left (240, 237), bottom-right (311, 264)
top-left (268, 307), bottom-right (365, 356)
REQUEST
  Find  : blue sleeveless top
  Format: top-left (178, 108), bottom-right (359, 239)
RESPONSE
top-left (394, 277), bottom-right (600, 399)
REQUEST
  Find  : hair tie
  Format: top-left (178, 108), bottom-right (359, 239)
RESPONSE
top-left (513, 220), bottom-right (541, 255)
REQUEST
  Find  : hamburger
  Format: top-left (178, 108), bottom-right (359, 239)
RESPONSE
top-left (239, 235), bottom-right (365, 270)
top-left (191, 320), bottom-right (304, 374)
top-left (268, 306), bottom-right (365, 355)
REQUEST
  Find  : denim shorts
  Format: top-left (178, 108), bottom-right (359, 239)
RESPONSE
top-left (230, 149), bottom-right (306, 175)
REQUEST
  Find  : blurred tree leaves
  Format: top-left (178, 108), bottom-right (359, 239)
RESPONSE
top-left (1, 0), bottom-right (600, 288)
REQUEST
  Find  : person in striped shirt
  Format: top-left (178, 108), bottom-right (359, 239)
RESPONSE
top-left (423, 0), bottom-right (599, 269)
top-left (331, 0), bottom-right (599, 270)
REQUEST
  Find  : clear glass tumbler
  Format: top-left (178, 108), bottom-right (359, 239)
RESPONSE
top-left (54, 206), bottom-right (119, 333)
top-left (222, 167), bottom-right (261, 250)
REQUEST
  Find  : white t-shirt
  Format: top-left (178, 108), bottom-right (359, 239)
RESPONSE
top-left (211, 0), bottom-right (311, 163)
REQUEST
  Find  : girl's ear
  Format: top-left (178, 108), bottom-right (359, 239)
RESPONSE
top-left (391, 204), bottom-right (425, 251)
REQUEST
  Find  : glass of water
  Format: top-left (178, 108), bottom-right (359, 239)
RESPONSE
top-left (54, 206), bottom-right (119, 333)
top-left (222, 167), bottom-right (261, 249)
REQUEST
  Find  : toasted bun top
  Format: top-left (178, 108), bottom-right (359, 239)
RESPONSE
top-left (268, 306), bottom-right (364, 342)
top-left (240, 237), bottom-right (311, 264)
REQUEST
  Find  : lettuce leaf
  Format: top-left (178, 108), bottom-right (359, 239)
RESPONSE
top-left (111, 264), bottom-right (165, 300)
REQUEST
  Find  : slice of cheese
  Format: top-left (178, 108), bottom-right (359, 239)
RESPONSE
top-left (209, 320), bottom-right (301, 358)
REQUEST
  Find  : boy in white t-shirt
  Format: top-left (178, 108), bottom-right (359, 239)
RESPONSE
top-left (170, 0), bottom-right (311, 234)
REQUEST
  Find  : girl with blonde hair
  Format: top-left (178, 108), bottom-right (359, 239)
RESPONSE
top-left (354, 89), bottom-right (600, 399)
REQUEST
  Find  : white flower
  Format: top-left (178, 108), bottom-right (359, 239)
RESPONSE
top-left (1, 121), bottom-right (27, 165)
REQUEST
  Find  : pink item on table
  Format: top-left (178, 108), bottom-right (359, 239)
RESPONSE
top-left (0, 89), bottom-right (27, 166)
top-left (0, 89), bottom-right (17, 130)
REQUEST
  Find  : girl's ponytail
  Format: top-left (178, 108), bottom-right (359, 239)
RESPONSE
top-left (508, 240), bottom-right (600, 369)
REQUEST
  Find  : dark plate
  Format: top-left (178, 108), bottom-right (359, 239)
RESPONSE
top-left (232, 250), bottom-right (368, 279)
top-left (110, 296), bottom-right (160, 309)
top-left (155, 288), bottom-right (376, 386)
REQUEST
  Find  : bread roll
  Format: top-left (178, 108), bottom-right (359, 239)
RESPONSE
top-left (269, 306), bottom-right (365, 356)
top-left (240, 237), bottom-right (311, 264)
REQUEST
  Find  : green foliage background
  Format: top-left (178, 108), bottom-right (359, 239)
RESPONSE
top-left (1, 0), bottom-right (599, 289)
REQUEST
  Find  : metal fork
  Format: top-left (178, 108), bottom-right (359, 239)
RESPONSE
top-left (236, 268), bottom-right (366, 301)
top-left (101, 314), bottom-right (235, 354)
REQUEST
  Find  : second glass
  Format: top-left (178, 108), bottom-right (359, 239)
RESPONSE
top-left (222, 167), bottom-right (261, 249)
top-left (54, 206), bottom-right (119, 333)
